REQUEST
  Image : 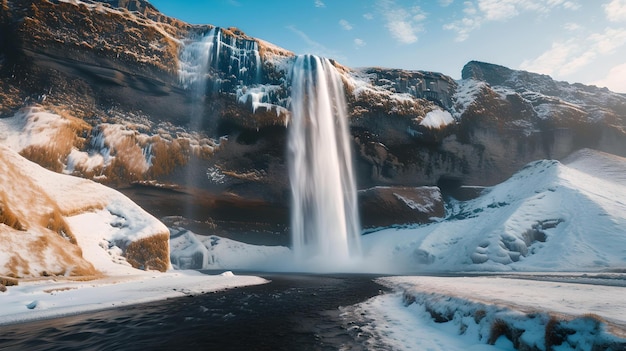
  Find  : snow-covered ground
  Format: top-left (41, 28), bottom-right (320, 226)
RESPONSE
top-left (0, 133), bottom-right (267, 326)
top-left (0, 270), bottom-right (267, 326)
top-left (343, 275), bottom-right (626, 350)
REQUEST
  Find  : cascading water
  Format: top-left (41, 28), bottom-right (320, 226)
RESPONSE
top-left (178, 27), bottom-right (262, 128)
top-left (178, 28), bottom-right (215, 131)
top-left (288, 55), bottom-right (362, 266)
top-left (177, 28), bottom-right (262, 219)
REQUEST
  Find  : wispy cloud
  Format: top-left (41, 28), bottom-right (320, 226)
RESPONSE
top-left (286, 25), bottom-right (346, 61)
top-left (363, 13), bottom-right (374, 20)
top-left (354, 38), bottom-right (366, 48)
top-left (377, 0), bottom-right (427, 44)
top-left (314, 0), bottom-right (326, 8)
top-left (563, 22), bottom-right (582, 31)
top-left (604, 0), bottom-right (626, 22)
top-left (520, 27), bottom-right (626, 77)
top-left (339, 19), bottom-right (353, 31)
top-left (444, 0), bottom-right (581, 41)
top-left (592, 62), bottom-right (626, 92)
top-left (439, 0), bottom-right (454, 6)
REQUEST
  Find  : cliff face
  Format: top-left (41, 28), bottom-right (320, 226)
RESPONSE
top-left (1, 0), bottom-right (625, 237)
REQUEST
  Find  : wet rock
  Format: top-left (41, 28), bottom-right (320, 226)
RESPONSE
top-left (358, 186), bottom-right (444, 229)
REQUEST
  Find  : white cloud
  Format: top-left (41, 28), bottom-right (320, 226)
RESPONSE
top-left (563, 22), bottom-right (581, 31)
top-left (477, 0), bottom-right (519, 21)
top-left (520, 27), bottom-right (626, 77)
top-left (588, 27), bottom-right (626, 54)
top-left (604, 0), bottom-right (626, 22)
top-left (592, 62), bottom-right (626, 92)
top-left (444, 0), bottom-right (581, 41)
top-left (439, 0), bottom-right (454, 6)
top-left (354, 38), bottom-right (366, 48)
top-left (520, 40), bottom-right (579, 76)
top-left (314, 0), bottom-right (326, 8)
top-left (377, 0), bottom-right (427, 44)
top-left (363, 13), bottom-right (374, 20)
top-left (339, 19), bottom-right (353, 31)
top-left (286, 25), bottom-right (346, 61)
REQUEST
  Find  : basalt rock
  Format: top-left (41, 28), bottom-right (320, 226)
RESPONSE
top-left (359, 186), bottom-right (445, 229)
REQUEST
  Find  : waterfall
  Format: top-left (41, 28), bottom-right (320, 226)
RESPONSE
top-left (288, 55), bottom-right (362, 265)
top-left (177, 27), bottom-right (262, 196)
top-left (178, 28), bottom-right (216, 132)
top-left (178, 27), bottom-right (262, 98)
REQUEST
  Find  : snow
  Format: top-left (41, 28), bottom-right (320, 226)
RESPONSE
top-left (0, 145), bottom-right (267, 326)
top-left (419, 109), bottom-right (455, 129)
top-left (393, 187), bottom-right (442, 213)
top-left (347, 69), bottom-right (423, 105)
top-left (342, 275), bottom-right (626, 350)
top-left (0, 270), bottom-right (267, 326)
top-left (452, 79), bottom-right (487, 118)
top-left (236, 84), bottom-right (289, 119)
top-left (0, 106), bottom-right (70, 151)
top-left (169, 228), bottom-right (291, 270)
top-left (363, 149), bottom-right (626, 273)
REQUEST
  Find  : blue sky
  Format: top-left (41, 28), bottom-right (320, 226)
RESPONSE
top-left (150, 0), bottom-right (626, 93)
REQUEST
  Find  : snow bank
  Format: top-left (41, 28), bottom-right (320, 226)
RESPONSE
top-left (169, 228), bottom-right (290, 270)
top-left (346, 275), bottom-right (626, 350)
top-left (0, 270), bottom-right (267, 326)
top-left (363, 149), bottom-right (626, 273)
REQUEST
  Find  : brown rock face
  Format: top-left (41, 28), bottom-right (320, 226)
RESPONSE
top-left (359, 186), bottom-right (445, 229)
top-left (1, 1), bottom-right (625, 243)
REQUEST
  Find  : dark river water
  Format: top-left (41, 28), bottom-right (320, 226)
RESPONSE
top-left (0, 274), bottom-right (389, 351)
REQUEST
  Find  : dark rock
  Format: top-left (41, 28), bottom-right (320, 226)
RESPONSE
top-left (358, 186), bottom-right (444, 229)
top-left (1, 0), bottom-right (625, 238)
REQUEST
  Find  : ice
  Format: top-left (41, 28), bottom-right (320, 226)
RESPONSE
top-left (178, 27), bottom-right (261, 90)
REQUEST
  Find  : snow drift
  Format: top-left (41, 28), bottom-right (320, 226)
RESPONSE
top-left (364, 148), bottom-right (626, 272)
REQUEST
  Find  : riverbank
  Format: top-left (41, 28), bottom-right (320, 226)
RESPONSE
top-left (0, 270), bottom-right (267, 326)
top-left (346, 274), bottom-right (626, 350)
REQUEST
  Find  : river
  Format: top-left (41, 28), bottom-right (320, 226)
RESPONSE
top-left (0, 273), bottom-right (389, 351)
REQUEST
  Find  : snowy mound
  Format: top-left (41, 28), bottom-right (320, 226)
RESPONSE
top-left (364, 149), bottom-right (626, 272)
top-left (0, 145), bottom-right (170, 277)
top-left (169, 228), bottom-right (289, 270)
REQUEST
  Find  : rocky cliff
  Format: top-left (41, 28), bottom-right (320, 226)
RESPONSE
top-left (1, 0), bottom-right (625, 240)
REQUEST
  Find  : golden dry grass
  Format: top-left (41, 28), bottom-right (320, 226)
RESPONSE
top-left (0, 196), bottom-right (25, 231)
top-left (18, 108), bottom-right (92, 173)
top-left (148, 138), bottom-right (189, 177)
top-left (3, 254), bottom-right (31, 277)
top-left (0, 276), bottom-right (19, 286)
top-left (125, 232), bottom-right (170, 272)
top-left (488, 319), bottom-right (511, 345)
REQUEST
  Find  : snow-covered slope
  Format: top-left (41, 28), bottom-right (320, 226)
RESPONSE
top-left (0, 144), bottom-right (170, 277)
top-left (363, 148), bottom-right (626, 272)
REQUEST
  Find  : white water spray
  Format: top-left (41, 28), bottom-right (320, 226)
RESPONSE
top-left (288, 55), bottom-right (362, 266)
